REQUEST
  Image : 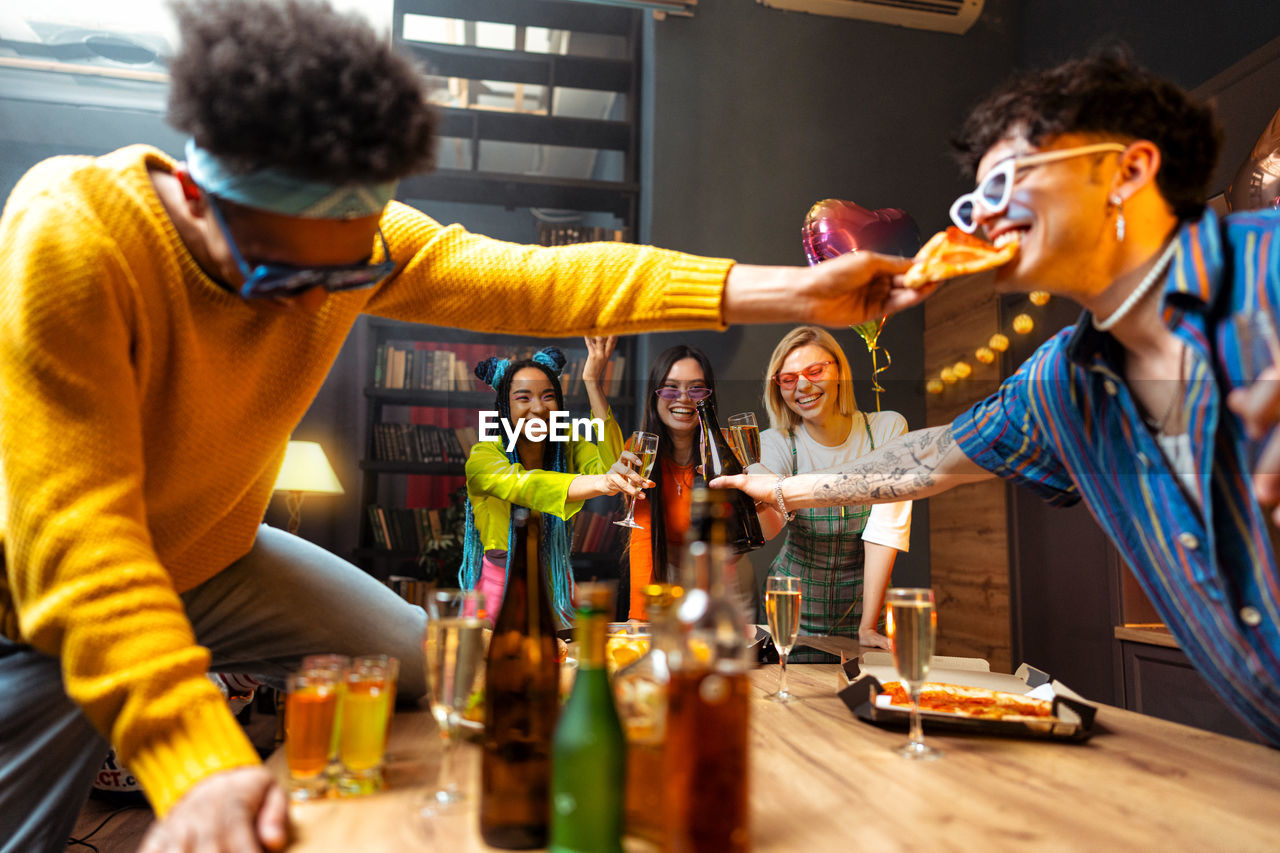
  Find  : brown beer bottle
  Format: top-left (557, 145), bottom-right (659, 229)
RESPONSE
top-left (665, 488), bottom-right (751, 853)
top-left (613, 583), bottom-right (683, 845)
top-left (694, 399), bottom-right (765, 553)
top-left (480, 507), bottom-right (560, 848)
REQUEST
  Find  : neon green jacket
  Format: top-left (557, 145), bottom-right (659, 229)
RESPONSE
top-left (465, 410), bottom-right (623, 549)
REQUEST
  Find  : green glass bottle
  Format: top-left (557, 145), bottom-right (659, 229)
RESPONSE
top-left (549, 582), bottom-right (625, 853)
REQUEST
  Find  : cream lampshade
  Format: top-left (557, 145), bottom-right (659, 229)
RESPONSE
top-left (274, 440), bottom-right (345, 535)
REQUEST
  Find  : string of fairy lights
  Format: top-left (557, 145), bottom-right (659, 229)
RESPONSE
top-left (924, 290), bottom-right (1052, 394)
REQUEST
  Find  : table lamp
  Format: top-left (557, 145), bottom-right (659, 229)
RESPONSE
top-left (274, 440), bottom-right (345, 535)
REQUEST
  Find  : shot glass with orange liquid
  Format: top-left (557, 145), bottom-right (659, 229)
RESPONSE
top-left (284, 670), bottom-right (340, 801)
top-left (301, 654), bottom-right (351, 778)
top-left (336, 658), bottom-right (393, 795)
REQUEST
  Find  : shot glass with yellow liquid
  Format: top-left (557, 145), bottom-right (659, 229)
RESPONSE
top-left (284, 670), bottom-right (340, 801)
top-left (353, 654), bottom-right (400, 751)
top-left (336, 658), bottom-right (393, 795)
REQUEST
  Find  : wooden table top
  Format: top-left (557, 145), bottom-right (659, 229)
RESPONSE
top-left (269, 663), bottom-right (1280, 851)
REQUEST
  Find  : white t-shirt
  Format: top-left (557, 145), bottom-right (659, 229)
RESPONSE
top-left (759, 410), bottom-right (912, 552)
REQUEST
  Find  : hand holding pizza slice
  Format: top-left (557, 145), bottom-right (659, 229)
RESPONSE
top-left (902, 226), bottom-right (1019, 289)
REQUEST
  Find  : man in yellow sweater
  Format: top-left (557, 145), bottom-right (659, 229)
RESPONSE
top-left (0, 2), bottom-right (928, 851)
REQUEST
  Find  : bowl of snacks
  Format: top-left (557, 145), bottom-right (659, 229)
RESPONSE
top-left (606, 622), bottom-right (651, 674)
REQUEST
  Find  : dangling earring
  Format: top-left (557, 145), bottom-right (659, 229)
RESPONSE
top-left (1111, 194), bottom-right (1126, 242)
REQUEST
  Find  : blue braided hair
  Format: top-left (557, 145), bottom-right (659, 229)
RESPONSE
top-left (459, 346), bottom-right (577, 626)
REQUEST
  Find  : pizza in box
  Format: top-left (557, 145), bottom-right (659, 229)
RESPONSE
top-left (877, 680), bottom-right (1055, 722)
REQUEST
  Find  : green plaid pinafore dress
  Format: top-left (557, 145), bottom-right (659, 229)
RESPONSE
top-left (770, 418), bottom-right (876, 651)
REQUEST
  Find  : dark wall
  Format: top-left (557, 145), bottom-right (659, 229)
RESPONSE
top-left (1017, 1), bottom-right (1280, 88)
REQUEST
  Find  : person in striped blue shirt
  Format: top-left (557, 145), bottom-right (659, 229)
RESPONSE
top-left (717, 48), bottom-right (1280, 746)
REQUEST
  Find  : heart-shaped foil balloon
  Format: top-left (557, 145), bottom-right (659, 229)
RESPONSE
top-left (1226, 107), bottom-right (1280, 212)
top-left (802, 199), bottom-right (923, 265)
top-left (801, 199), bottom-right (921, 411)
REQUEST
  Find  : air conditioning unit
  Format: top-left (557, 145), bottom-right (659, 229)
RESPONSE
top-left (756, 0), bottom-right (983, 35)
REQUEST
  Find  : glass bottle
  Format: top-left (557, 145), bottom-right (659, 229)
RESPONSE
top-left (480, 508), bottom-right (560, 849)
top-left (549, 583), bottom-right (626, 853)
top-left (613, 583), bottom-right (684, 845)
top-left (665, 487), bottom-right (751, 853)
top-left (695, 399), bottom-right (765, 553)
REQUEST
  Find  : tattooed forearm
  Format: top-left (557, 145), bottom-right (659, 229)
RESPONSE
top-left (811, 425), bottom-right (960, 505)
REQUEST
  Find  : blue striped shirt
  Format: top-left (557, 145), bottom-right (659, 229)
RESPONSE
top-left (953, 207), bottom-right (1280, 745)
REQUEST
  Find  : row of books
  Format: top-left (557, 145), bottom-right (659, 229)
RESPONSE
top-left (366, 504), bottom-right (456, 552)
top-left (570, 508), bottom-right (625, 555)
top-left (375, 339), bottom-right (628, 398)
top-left (369, 502), bottom-right (620, 557)
top-left (375, 341), bottom-right (492, 391)
top-left (537, 223), bottom-right (628, 246)
top-left (371, 423), bottom-right (480, 464)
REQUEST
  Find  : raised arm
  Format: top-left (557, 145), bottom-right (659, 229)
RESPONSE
top-left (581, 335), bottom-right (617, 424)
top-left (712, 425), bottom-right (992, 508)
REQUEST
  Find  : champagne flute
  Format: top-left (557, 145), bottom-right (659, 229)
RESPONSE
top-left (421, 589), bottom-right (488, 814)
top-left (886, 587), bottom-right (941, 760)
top-left (614, 431), bottom-right (659, 529)
top-left (727, 412), bottom-right (761, 467)
top-left (764, 575), bottom-right (801, 703)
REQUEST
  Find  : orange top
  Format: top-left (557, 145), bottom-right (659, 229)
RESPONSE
top-left (628, 457), bottom-right (696, 618)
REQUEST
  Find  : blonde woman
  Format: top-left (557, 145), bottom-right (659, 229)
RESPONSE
top-left (758, 326), bottom-right (911, 650)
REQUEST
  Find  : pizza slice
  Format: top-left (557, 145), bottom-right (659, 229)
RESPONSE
top-left (903, 226), bottom-right (1019, 289)
top-left (878, 680), bottom-right (1054, 721)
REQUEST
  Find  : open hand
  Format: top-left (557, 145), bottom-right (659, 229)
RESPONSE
top-left (583, 336), bottom-right (618, 384)
top-left (1226, 365), bottom-right (1280, 523)
top-left (138, 766), bottom-right (287, 853)
top-left (859, 627), bottom-right (892, 650)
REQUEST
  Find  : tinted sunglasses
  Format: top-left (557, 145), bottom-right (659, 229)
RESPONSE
top-left (205, 194), bottom-right (396, 299)
top-left (949, 143), bottom-right (1127, 233)
top-left (654, 386), bottom-right (713, 401)
top-left (773, 360), bottom-right (835, 390)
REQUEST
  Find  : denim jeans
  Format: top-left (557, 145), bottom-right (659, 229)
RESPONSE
top-left (0, 525), bottom-right (426, 853)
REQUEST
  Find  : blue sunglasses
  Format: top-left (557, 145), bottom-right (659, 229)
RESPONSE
top-left (204, 194), bottom-right (396, 300)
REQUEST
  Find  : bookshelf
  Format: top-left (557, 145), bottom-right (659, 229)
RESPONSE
top-left (355, 317), bottom-right (637, 595)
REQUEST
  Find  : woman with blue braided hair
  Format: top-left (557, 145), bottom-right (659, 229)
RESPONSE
top-left (460, 338), bottom-right (649, 624)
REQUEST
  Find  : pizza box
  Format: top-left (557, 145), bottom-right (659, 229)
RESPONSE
top-left (837, 652), bottom-right (1098, 742)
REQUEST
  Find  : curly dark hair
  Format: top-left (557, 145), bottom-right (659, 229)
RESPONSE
top-left (951, 46), bottom-right (1221, 220)
top-left (167, 0), bottom-right (436, 182)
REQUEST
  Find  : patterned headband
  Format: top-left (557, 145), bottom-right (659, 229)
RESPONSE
top-left (184, 139), bottom-right (397, 220)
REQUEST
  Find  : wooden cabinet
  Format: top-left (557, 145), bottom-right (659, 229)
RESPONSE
top-left (1118, 641), bottom-right (1259, 740)
top-left (355, 318), bottom-right (635, 594)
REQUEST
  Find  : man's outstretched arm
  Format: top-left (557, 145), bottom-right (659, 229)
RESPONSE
top-left (712, 425), bottom-right (993, 508)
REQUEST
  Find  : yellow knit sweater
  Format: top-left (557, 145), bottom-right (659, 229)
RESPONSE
top-left (0, 145), bottom-right (733, 815)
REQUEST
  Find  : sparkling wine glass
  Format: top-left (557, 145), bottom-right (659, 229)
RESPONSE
top-left (764, 575), bottom-right (801, 703)
top-left (727, 412), bottom-right (761, 467)
top-left (614, 431), bottom-right (659, 529)
top-left (886, 587), bottom-right (941, 760)
top-left (421, 589), bottom-right (488, 815)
